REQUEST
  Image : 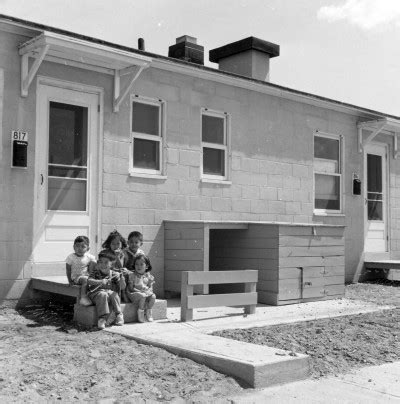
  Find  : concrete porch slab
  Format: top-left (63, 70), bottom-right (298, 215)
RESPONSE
top-left (108, 322), bottom-right (310, 388)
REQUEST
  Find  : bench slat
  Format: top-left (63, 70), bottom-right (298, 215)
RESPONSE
top-left (31, 278), bottom-right (80, 297)
top-left (187, 292), bottom-right (257, 309)
top-left (186, 270), bottom-right (258, 285)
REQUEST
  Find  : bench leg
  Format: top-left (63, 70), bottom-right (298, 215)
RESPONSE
top-left (181, 272), bottom-right (193, 322)
top-left (244, 282), bottom-right (256, 315)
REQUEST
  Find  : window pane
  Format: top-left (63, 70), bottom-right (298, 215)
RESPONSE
top-left (203, 147), bottom-right (225, 176)
top-left (48, 165), bottom-right (87, 179)
top-left (314, 158), bottom-right (338, 174)
top-left (367, 154), bottom-right (382, 193)
top-left (49, 102), bottom-right (88, 166)
top-left (314, 136), bottom-right (339, 173)
top-left (133, 138), bottom-right (159, 170)
top-left (368, 200), bottom-right (383, 220)
top-left (132, 102), bottom-right (159, 136)
top-left (48, 178), bottom-right (87, 211)
top-left (315, 174), bottom-right (340, 210)
top-left (202, 115), bottom-right (224, 144)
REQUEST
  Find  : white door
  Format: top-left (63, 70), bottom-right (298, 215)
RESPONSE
top-left (33, 84), bottom-right (99, 264)
top-left (364, 144), bottom-right (388, 253)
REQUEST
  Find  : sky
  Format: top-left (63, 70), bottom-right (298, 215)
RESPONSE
top-left (1, 0), bottom-right (400, 116)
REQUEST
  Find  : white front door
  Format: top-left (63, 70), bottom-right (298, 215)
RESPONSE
top-left (364, 143), bottom-right (388, 253)
top-left (33, 83), bottom-right (99, 264)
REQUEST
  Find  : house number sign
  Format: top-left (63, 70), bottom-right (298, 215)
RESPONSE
top-left (11, 130), bottom-right (28, 168)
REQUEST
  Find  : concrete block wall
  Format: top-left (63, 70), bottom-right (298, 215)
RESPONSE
top-left (102, 66), bottom-right (380, 285)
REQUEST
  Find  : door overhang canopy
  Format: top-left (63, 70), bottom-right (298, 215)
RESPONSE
top-left (18, 31), bottom-right (152, 111)
top-left (358, 117), bottom-right (400, 158)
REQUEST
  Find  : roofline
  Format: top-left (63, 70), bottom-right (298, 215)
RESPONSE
top-left (1, 13), bottom-right (399, 122)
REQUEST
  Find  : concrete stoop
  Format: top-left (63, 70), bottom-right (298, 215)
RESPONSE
top-left (73, 300), bottom-right (167, 326)
top-left (108, 323), bottom-right (310, 388)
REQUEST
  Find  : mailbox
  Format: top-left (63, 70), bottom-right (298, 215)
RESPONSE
top-left (353, 173), bottom-right (361, 195)
top-left (11, 131), bottom-right (28, 168)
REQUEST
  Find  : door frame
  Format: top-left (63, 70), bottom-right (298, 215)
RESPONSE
top-left (363, 142), bottom-right (389, 253)
top-left (33, 76), bottom-right (104, 258)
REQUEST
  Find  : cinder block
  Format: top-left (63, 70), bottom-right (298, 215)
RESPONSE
top-left (102, 207), bottom-right (129, 224)
top-left (189, 196), bottom-right (211, 211)
top-left (73, 299), bottom-right (167, 326)
top-left (212, 197), bottom-right (232, 212)
top-left (232, 199), bottom-right (251, 213)
top-left (167, 148), bottom-right (179, 164)
top-left (179, 150), bottom-right (200, 167)
top-left (128, 209), bottom-right (155, 225)
top-left (167, 195), bottom-right (188, 210)
top-left (241, 185), bottom-right (259, 200)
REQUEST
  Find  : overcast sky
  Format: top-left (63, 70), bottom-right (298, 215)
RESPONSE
top-left (2, 0), bottom-right (400, 116)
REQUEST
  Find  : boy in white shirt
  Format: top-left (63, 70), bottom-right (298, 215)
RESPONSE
top-left (65, 236), bottom-right (96, 306)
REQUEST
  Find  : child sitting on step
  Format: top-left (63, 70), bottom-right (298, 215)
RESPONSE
top-left (101, 230), bottom-right (128, 300)
top-left (87, 250), bottom-right (124, 330)
top-left (123, 231), bottom-right (145, 272)
top-left (126, 253), bottom-right (156, 322)
top-left (65, 236), bottom-right (96, 306)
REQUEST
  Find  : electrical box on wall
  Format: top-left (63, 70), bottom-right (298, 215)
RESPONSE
top-left (353, 173), bottom-right (361, 195)
top-left (11, 130), bottom-right (28, 168)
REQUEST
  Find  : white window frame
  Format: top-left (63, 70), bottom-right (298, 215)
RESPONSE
top-left (313, 131), bottom-right (343, 214)
top-left (129, 95), bottom-right (166, 177)
top-left (201, 108), bottom-right (230, 182)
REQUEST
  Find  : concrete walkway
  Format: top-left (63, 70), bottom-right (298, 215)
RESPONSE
top-left (227, 361), bottom-right (400, 403)
top-left (107, 298), bottom-right (395, 390)
top-left (164, 297), bottom-right (394, 333)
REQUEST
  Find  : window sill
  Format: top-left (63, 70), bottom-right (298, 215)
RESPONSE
top-left (129, 172), bottom-right (167, 180)
top-left (201, 178), bottom-right (232, 185)
top-left (313, 212), bottom-right (345, 217)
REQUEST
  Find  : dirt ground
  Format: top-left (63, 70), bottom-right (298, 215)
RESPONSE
top-left (215, 280), bottom-right (400, 379)
top-left (1, 281), bottom-right (399, 402)
top-left (0, 302), bottom-right (242, 403)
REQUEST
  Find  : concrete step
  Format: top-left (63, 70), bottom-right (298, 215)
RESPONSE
top-left (74, 300), bottom-right (167, 326)
top-left (108, 322), bottom-right (310, 388)
top-left (387, 269), bottom-right (400, 281)
top-left (364, 260), bottom-right (400, 270)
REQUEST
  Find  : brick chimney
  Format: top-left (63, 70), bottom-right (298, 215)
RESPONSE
top-left (168, 35), bottom-right (204, 65)
top-left (209, 37), bottom-right (279, 81)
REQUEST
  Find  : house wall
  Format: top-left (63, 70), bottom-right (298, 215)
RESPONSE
top-left (0, 30), bottom-right (37, 300)
top-left (2, 25), bottom-right (400, 302)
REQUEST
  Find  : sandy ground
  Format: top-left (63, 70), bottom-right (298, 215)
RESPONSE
top-left (0, 303), bottom-right (242, 403)
top-left (215, 281), bottom-right (400, 378)
top-left (0, 281), bottom-right (398, 402)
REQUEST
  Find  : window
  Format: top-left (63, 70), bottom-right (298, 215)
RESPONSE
top-left (201, 109), bottom-right (229, 180)
top-left (130, 97), bottom-right (164, 176)
top-left (313, 132), bottom-right (342, 212)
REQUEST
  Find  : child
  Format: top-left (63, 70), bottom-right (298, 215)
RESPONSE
top-left (126, 253), bottom-right (156, 322)
top-left (123, 231), bottom-right (145, 272)
top-left (65, 236), bottom-right (96, 306)
top-left (101, 230), bottom-right (127, 269)
top-left (87, 250), bottom-right (124, 330)
top-left (101, 230), bottom-right (129, 301)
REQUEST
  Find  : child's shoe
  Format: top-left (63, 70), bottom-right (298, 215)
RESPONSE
top-left (97, 318), bottom-right (106, 330)
top-left (106, 311), bottom-right (116, 326)
top-left (145, 309), bottom-right (153, 322)
top-left (79, 296), bottom-right (92, 306)
top-left (115, 313), bottom-right (124, 326)
top-left (137, 309), bottom-right (146, 323)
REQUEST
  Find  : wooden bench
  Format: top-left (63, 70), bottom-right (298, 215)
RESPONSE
top-left (30, 276), bottom-right (167, 326)
top-left (180, 270), bottom-right (258, 321)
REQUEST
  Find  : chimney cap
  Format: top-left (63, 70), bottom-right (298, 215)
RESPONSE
top-left (209, 36), bottom-right (280, 63)
top-left (176, 35), bottom-right (197, 44)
